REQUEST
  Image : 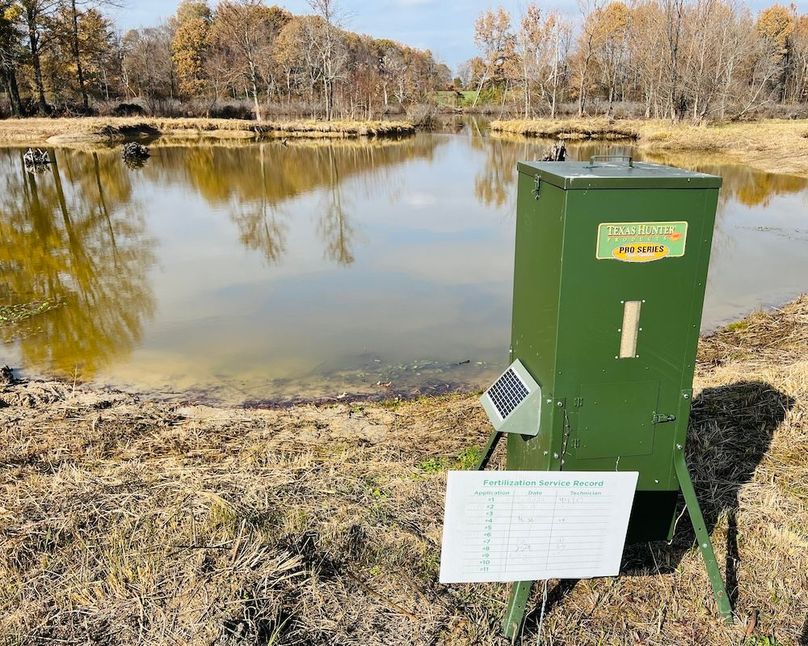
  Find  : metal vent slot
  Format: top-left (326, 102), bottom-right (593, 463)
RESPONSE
top-left (619, 300), bottom-right (642, 358)
top-left (486, 368), bottom-right (530, 420)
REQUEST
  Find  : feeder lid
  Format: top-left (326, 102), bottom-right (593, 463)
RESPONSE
top-left (518, 160), bottom-right (722, 190)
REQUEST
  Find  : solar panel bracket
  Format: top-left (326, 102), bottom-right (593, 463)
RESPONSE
top-left (480, 359), bottom-right (542, 437)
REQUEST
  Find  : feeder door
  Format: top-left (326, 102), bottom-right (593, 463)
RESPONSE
top-left (576, 381), bottom-right (659, 459)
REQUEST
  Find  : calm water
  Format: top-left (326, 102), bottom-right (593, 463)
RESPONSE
top-left (2, 129), bottom-right (807, 403)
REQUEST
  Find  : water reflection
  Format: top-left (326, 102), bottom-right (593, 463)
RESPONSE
top-left (145, 138), bottom-right (441, 266)
top-left (146, 138), bottom-right (441, 203)
top-left (560, 142), bottom-right (808, 208)
top-left (0, 133), bottom-right (805, 402)
top-left (318, 148), bottom-right (355, 265)
top-left (471, 134), bottom-right (550, 208)
top-left (0, 148), bottom-right (155, 378)
top-left (233, 146), bottom-right (289, 265)
top-left (482, 135), bottom-right (808, 209)
top-left (639, 149), bottom-right (808, 207)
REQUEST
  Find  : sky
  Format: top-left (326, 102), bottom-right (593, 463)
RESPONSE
top-left (111, 0), bottom-right (806, 71)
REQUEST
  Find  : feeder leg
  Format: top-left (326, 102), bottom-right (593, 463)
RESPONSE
top-left (673, 450), bottom-right (733, 623)
top-left (474, 431), bottom-right (503, 470)
top-left (502, 580), bottom-right (533, 641)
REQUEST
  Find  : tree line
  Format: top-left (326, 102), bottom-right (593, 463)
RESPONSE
top-left (0, 0), bottom-right (451, 120)
top-left (0, 0), bottom-right (806, 122)
top-left (462, 1), bottom-right (808, 121)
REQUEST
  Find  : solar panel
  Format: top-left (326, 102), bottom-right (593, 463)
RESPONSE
top-left (480, 359), bottom-right (542, 435)
top-left (486, 367), bottom-right (529, 420)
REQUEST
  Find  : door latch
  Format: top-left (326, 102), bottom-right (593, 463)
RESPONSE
top-left (652, 412), bottom-right (677, 424)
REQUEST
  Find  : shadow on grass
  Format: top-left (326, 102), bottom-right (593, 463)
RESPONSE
top-left (635, 380), bottom-right (793, 606)
top-left (521, 380), bottom-right (793, 635)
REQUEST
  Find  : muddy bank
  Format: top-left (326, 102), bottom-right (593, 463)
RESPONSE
top-left (1, 297), bottom-right (807, 644)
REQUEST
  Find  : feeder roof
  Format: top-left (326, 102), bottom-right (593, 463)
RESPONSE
top-left (517, 160), bottom-right (723, 190)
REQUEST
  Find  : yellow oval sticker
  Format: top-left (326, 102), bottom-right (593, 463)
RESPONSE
top-left (612, 244), bottom-right (670, 263)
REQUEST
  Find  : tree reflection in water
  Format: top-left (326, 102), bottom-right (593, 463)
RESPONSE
top-left (640, 149), bottom-right (808, 207)
top-left (233, 145), bottom-right (288, 264)
top-left (0, 148), bottom-right (156, 379)
top-left (1, 137), bottom-right (442, 383)
top-left (318, 145), bottom-right (355, 265)
top-left (144, 137), bottom-right (441, 266)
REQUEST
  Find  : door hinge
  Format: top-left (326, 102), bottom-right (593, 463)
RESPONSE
top-left (652, 412), bottom-right (677, 424)
top-left (533, 174), bottom-right (542, 200)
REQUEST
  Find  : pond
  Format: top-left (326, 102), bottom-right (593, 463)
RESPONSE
top-left (2, 127), bottom-right (807, 404)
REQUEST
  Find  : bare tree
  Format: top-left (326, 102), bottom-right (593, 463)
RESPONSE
top-left (20, 0), bottom-right (59, 113)
top-left (383, 46), bottom-right (407, 105)
top-left (471, 7), bottom-right (514, 108)
top-left (574, 0), bottom-right (604, 116)
top-left (663, 0), bottom-right (686, 120)
top-left (62, 0), bottom-right (121, 111)
top-left (121, 26), bottom-right (175, 107)
top-left (209, 0), bottom-right (279, 121)
top-left (307, 0), bottom-right (346, 120)
top-left (516, 4), bottom-right (542, 118)
top-left (542, 14), bottom-right (571, 118)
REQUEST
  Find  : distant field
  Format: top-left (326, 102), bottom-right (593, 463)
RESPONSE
top-left (434, 90), bottom-right (477, 107)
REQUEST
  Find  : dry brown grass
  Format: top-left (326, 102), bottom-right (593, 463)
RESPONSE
top-left (491, 118), bottom-right (808, 177)
top-left (698, 296), bottom-right (808, 368)
top-left (0, 117), bottom-right (415, 146)
top-left (490, 118), bottom-right (640, 141)
top-left (1, 297), bottom-right (807, 645)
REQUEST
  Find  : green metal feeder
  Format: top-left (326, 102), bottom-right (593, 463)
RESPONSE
top-left (475, 157), bottom-right (731, 638)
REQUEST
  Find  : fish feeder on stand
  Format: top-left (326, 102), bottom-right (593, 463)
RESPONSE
top-left (474, 156), bottom-right (731, 638)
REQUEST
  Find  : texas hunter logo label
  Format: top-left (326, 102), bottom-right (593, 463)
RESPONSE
top-left (596, 221), bottom-right (688, 262)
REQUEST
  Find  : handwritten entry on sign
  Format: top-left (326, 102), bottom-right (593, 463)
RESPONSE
top-left (439, 470), bottom-right (639, 584)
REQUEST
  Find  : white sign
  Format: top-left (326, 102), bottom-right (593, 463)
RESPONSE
top-left (439, 470), bottom-right (639, 584)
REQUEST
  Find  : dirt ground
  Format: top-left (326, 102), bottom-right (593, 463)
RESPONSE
top-left (1, 298), bottom-right (807, 645)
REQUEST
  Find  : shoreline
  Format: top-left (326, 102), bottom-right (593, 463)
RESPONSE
top-left (0, 115), bottom-right (806, 179)
top-left (1, 297), bottom-right (806, 643)
top-left (0, 116), bottom-right (416, 146)
top-left (4, 295), bottom-right (801, 410)
top-left (2, 297), bottom-right (804, 408)
top-left (491, 118), bottom-right (808, 178)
